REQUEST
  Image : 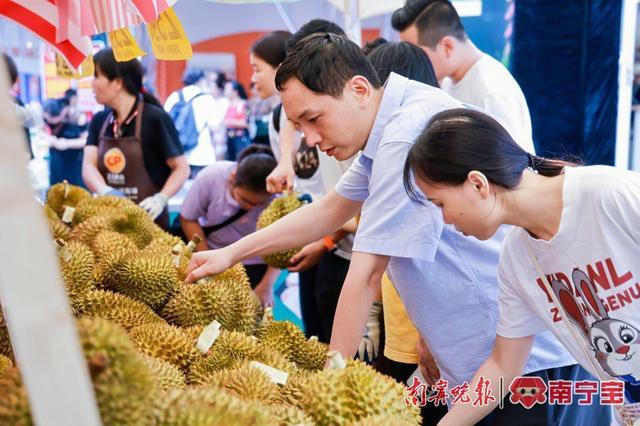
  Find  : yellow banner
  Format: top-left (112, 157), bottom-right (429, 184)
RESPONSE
top-left (55, 54), bottom-right (78, 78)
top-left (108, 28), bottom-right (146, 62)
top-left (147, 7), bottom-right (192, 60)
top-left (78, 54), bottom-right (94, 78)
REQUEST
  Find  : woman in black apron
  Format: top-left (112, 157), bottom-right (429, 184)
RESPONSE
top-left (82, 48), bottom-right (189, 230)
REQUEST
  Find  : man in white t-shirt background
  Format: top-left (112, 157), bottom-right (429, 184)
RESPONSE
top-left (165, 69), bottom-right (227, 178)
top-left (393, 0), bottom-right (535, 154)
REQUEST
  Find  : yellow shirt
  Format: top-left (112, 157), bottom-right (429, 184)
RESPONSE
top-left (381, 273), bottom-right (420, 364)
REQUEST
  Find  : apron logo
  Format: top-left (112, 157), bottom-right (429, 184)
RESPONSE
top-left (104, 148), bottom-right (126, 174)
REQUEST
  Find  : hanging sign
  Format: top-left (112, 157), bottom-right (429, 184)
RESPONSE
top-left (56, 54), bottom-right (79, 78)
top-left (147, 7), bottom-right (192, 60)
top-left (108, 28), bottom-right (146, 62)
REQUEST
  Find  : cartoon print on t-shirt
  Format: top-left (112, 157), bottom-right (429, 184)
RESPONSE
top-left (550, 268), bottom-right (640, 403)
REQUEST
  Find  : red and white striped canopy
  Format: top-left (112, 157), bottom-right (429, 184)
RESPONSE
top-left (0, 0), bottom-right (170, 68)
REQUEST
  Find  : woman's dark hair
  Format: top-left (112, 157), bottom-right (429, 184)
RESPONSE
top-left (366, 41), bottom-right (438, 87)
top-left (361, 37), bottom-right (388, 56)
top-left (403, 108), bottom-right (574, 201)
top-left (251, 31), bottom-right (291, 68)
top-left (93, 48), bottom-right (161, 107)
top-left (227, 80), bottom-right (248, 100)
top-left (235, 145), bottom-right (277, 193)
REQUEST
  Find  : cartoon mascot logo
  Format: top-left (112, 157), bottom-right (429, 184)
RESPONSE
top-left (509, 376), bottom-right (548, 408)
top-left (104, 147), bottom-right (126, 174)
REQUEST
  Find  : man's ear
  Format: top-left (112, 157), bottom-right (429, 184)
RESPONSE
top-left (441, 36), bottom-right (456, 58)
top-left (348, 75), bottom-right (371, 101)
top-left (467, 170), bottom-right (490, 198)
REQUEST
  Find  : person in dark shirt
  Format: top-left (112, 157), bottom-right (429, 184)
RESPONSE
top-left (82, 48), bottom-right (189, 229)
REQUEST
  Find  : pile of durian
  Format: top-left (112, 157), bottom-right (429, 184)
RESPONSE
top-left (0, 182), bottom-right (420, 426)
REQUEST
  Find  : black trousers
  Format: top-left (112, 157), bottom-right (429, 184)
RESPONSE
top-left (298, 265), bottom-right (325, 341)
top-left (244, 264), bottom-right (268, 290)
top-left (314, 251), bottom-right (350, 342)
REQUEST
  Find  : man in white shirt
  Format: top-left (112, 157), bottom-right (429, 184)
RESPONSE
top-left (165, 69), bottom-right (224, 178)
top-left (185, 33), bottom-right (582, 424)
top-left (393, 0), bottom-right (535, 154)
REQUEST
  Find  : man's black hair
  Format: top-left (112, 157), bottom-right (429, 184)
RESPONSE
top-left (275, 33), bottom-right (381, 98)
top-left (391, 0), bottom-right (436, 32)
top-left (285, 19), bottom-right (346, 52)
top-left (415, 0), bottom-right (467, 48)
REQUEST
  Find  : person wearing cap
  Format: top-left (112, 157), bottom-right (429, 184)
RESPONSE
top-left (165, 68), bottom-right (221, 179)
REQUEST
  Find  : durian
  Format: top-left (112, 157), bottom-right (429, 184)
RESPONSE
top-left (68, 213), bottom-right (124, 246)
top-left (298, 358), bottom-right (421, 425)
top-left (72, 289), bottom-right (166, 330)
top-left (255, 309), bottom-right (306, 361)
top-left (47, 218), bottom-right (70, 241)
top-left (0, 368), bottom-right (31, 426)
top-left (266, 403), bottom-right (314, 426)
top-left (110, 205), bottom-right (164, 248)
top-left (140, 354), bottom-right (186, 390)
top-left (214, 263), bottom-right (251, 287)
top-left (0, 354), bottom-right (12, 377)
top-left (73, 195), bottom-right (136, 225)
top-left (156, 386), bottom-right (278, 426)
top-left (0, 309), bottom-right (12, 359)
top-left (46, 181), bottom-right (91, 218)
top-left (256, 193), bottom-right (307, 268)
top-left (295, 336), bottom-right (329, 371)
top-left (78, 316), bottom-right (159, 426)
top-left (101, 251), bottom-right (178, 310)
top-left (91, 230), bottom-right (137, 261)
top-left (161, 278), bottom-right (259, 333)
top-left (202, 362), bottom-right (280, 404)
top-left (188, 330), bottom-right (258, 384)
top-left (347, 413), bottom-right (418, 426)
top-left (128, 322), bottom-right (199, 372)
top-left (56, 240), bottom-right (95, 301)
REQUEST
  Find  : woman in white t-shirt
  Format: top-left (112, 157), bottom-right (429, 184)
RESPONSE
top-left (404, 108), bottom-right (635, 425)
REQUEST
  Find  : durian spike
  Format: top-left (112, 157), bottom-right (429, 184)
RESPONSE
top-left (326, 350), bottom-right (346, 370)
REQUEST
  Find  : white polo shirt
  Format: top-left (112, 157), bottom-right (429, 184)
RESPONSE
top-left (335, 73), bottom-right (575, 387)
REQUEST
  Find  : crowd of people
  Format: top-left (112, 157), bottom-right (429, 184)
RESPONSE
top-left (5, 0), bottom-right (640, 424)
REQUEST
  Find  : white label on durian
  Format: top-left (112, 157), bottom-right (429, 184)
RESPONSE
top-left (59, 246), bottom-right (72, 263)
top-left (249, 361), bottom-right (288, 385)
top-left (61, 206), bottom-right (75, 224)
top-left (196, 320), bottom-right (221, 354)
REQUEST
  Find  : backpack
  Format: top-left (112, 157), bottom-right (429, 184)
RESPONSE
top-left (271, 103), bottom-right (319, 179)
top-left (169, 89), bottom-right (206, 152)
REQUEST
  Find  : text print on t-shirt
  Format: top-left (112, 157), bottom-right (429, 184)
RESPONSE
top-left (536, 262), bottom-right (640, 403)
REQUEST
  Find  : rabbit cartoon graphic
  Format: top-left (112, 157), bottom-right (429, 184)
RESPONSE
top-left (550, 268), bottom-right (640, 403)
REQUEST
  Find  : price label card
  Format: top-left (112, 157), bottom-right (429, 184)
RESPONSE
top-left (55, 54), bottom-right (79, 79)
top-left (108, 28), bottom-right (146, 62)
top-left (147, 7), bottom-right (192, 60)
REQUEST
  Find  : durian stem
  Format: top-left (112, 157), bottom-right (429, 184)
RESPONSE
top-left (63, 179), bottom-right (69, 199)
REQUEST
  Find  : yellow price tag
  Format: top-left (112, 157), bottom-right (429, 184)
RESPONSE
top-left (108, 28), bottom-right (146, 62)
top-left (55, 54), bottom-right (79, 79)
top-left (147, 7), bottom-right (192, 60)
